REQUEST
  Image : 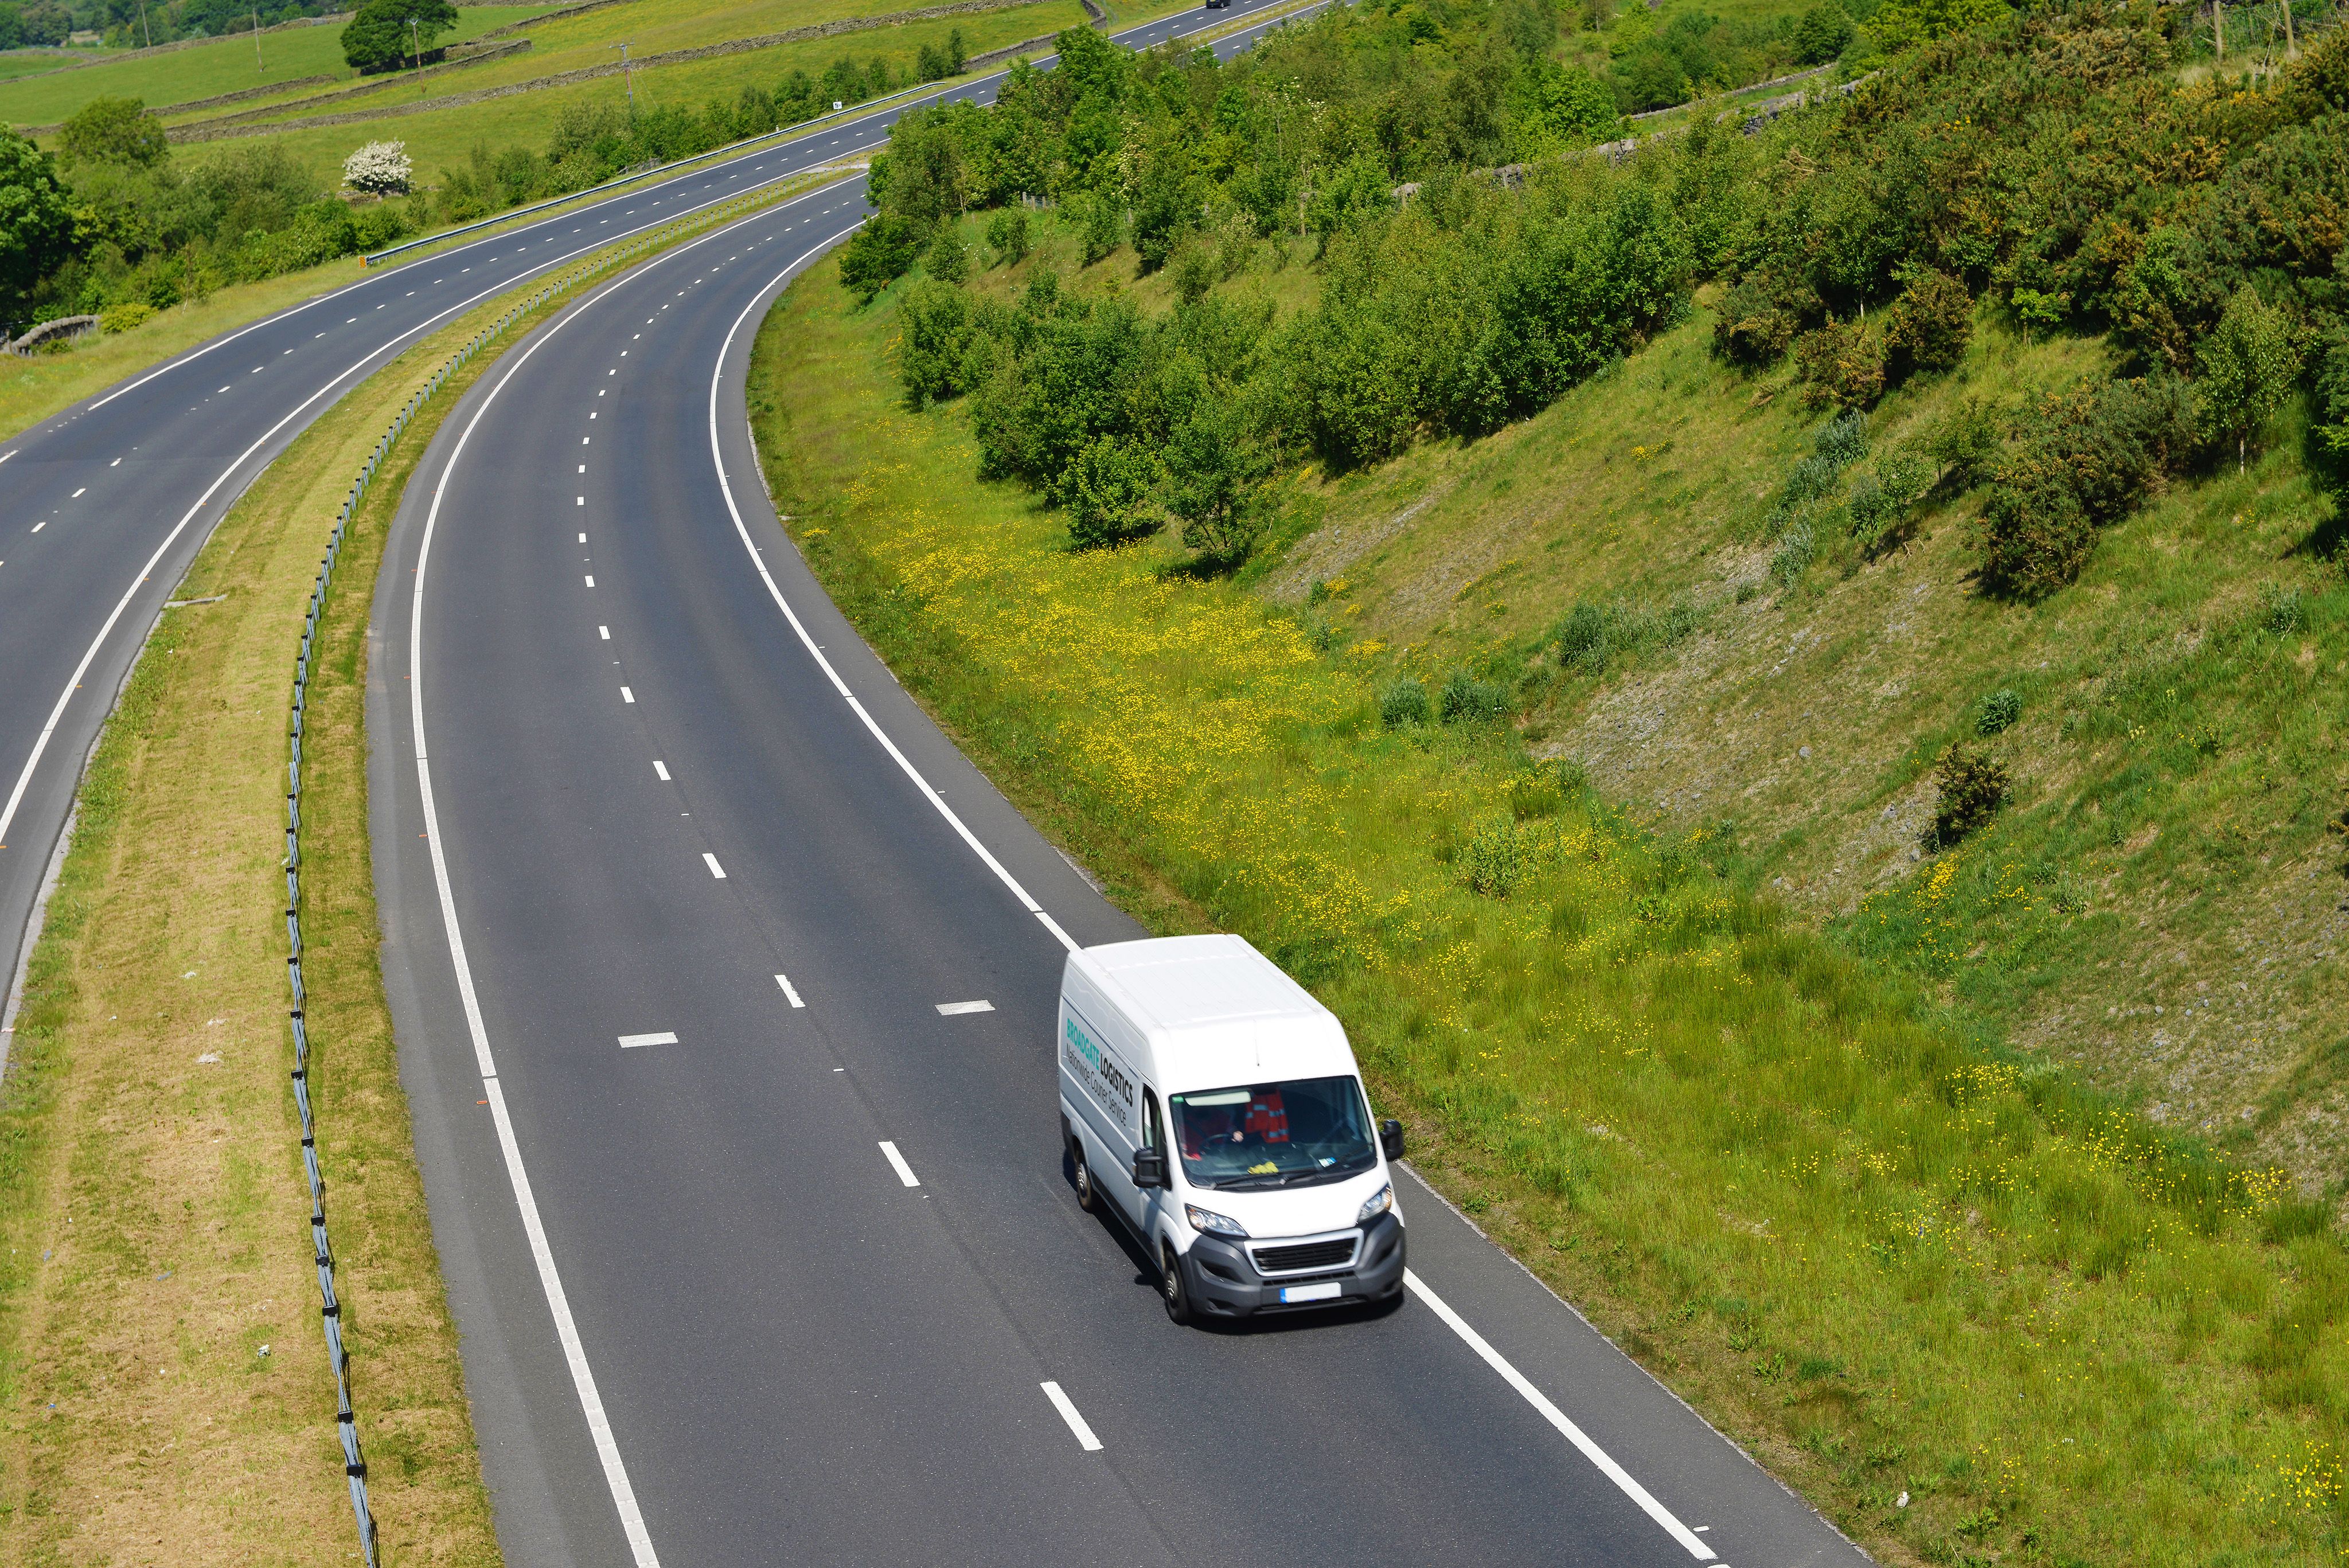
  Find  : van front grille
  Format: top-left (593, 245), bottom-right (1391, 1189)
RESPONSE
top-left (1252, 1238), bottom-right (1356, 1274)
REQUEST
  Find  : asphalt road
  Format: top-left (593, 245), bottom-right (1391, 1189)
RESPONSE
top-left (0, 0), bottom-right (1307, 1042)
top-left (363, 119), bottom-right (1878, 1568)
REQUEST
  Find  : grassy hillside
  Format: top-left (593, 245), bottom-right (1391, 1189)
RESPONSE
top-left (1287, 290), bottom-right (2349, 1197)
top-left (751, 206), bottom-right (2349, 1567)
top-left (0, 7), bottom-right (551, 124)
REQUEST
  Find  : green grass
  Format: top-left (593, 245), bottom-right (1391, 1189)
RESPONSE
top-left (0, 7), bottom-right (551, 126)
top-left (745, 213), bottom-right (2349, 1566)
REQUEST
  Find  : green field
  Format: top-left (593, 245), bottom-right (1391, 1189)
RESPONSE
top-left (165, 0), bottom-right (1102, 190)
top-left (0, 9), bottom-right (551, 127)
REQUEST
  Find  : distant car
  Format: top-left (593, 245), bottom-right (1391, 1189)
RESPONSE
top-left (1059, 934), bottom-right (1407, 1325)
top-left (1205, 0), bottom-right (1230, 9)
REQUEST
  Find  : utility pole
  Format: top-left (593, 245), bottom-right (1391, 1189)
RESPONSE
top-left (252, 4), bottom-right (262, 72)
top-left (409, 16), bottom-right (423, 96)
top-left (612, 41), bottom-right (634, 114)
top-left (2213, 0), bottom-right (2224, 64)
top-left (2281, 0), bottom-right (2296, 57)
top-left (136, 0), bottom-right (150, 49)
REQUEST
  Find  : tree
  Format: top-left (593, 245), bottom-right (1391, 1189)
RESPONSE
top-left (1080, 192), bottom-right (1122, 267)
top-left (1165, 402), bottom-right (1266, 563)
top-left (0, 128), bottom-right (74, 331)
top-left (342, 0), bottom-right (456, 74)
top-left (838, 214), bottom-right (924, 302)
top-left (57, 96), bottom-right (167, 168)
top-left (1792, 3), bottom-right (1854, 64)
top-left (342, 139), bottom-right (413, 196)
top-left (2196, 284), bottom-right (2299, 472)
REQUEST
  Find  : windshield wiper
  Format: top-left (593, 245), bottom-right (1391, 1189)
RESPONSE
top-left (1211, 1173), bottom-right (1295, 1191)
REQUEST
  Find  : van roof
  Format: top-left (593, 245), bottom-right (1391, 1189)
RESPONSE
top-left (1066, 934), bottom-right (1354, 1088)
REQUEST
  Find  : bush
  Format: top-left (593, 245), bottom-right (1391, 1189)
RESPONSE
top-left (1814, 408), bottom-right (1870, 469)
top-left (1931, 744), bottom-right (2008, 845)
top-left (1439, 668), bottom-right (1511, 724)
top-left (1081, 194), bottom-right (1123, 267)
top-left (1712, 274), bottom-right (1801, 366)
top-left (1883, 267), bottom-right (1972, 377)
top-left (898, 278), bottom-right (973, 408)
top-left (838, 214), bottom-right (925, 302)
top-left (1770, 519), bottom-right (1815, 589)
top-left (342, 139), bottom-right (412, 197)
top-left (1976, 689), bottom-right (2020, 735)
top-left (985, 208), bottom-right (1030, 267)
top-left (1380, 677), bottom-right (1433, 728)
top-left (2196, 284), bottom-right (2300, 471)
top-left (1795, 318), bottom-right (1883, 409)
top-left (98, 300), bottom-right (154, 333)
top-left (1170, 239), bottom-right (1216, 306)
top-left (58, 96), bottom-right (167, 168)
top-left (1847, 448), bottom-right (1934, 549)
top-left (1060, 436), bottom-right (1161, 548)
top-left (1460, 818), bottom-right (1529, 897)
top-left (1973, 474), bottom-right (2093, 598)
top-left (1973, 379), bottom-right (2194, 595)
top-left (926, 228), bottom-right (968, 286)
top-left (1924, 396), bottom-right (2001, 489)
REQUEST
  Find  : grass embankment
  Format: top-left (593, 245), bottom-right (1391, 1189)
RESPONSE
top-left (0, 162), bottom-right (841, 1562)
top-left (1279, 283), bottom-right (2349, 1198)
top-left (747, 221), bottom-right (2349, 1566)
top-left (0, 289), bottom-right (509, 1566)
top-left (0, 6), bottom-right (552, 125)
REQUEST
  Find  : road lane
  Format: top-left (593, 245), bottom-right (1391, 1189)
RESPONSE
top-left (368, 145), bottom-right (1876, 1568)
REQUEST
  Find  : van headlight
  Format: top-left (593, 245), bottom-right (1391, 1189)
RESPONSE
top-left (1185, 1204), bottom-right (1247, 1239)
top-left (1356, 1182), bottom-right (1394, 1224)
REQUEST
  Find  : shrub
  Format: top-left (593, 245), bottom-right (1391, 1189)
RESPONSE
top-left (1081, 194), bottom-right (1123, 267)
top-left (1439, 668), bottom-right (1511, 724)
top-left (1782, 453), bottom-right (1841, 506)
top-left (1924, 396), bottom-right (2001, 489)
top-left (342, 139), bottom-right (412, 197)
top-left (1170, 239), bottom-right (1217, 306)
top-left (838, 214), bottom-right (925, 302)
top-left (1792, 2), bottom-right (1855, 63)
top-left (1509, 768), bottom-right (1564, 820)
top-left (926, 229), bottom-right (968, 286)
top-left (2263, 584), bottom-right (2304, 636)
top-left (897, 279), bottom-right (973, 408)
top-left (1973, 379), bottom-right (2194, 595)
top-left (1847, 448), bottom-right (1934, 549)
top-left (1814, 408), bottom-right (1870, 469)
top-left (1931, 744), bottom-right (2008, 845)
top-left (1712, 274), bottom-right (1800, 366)
top-left (1460, 818), bottom-right (1528, 897)
top-left (985, 208), bottom-right (1030, 267)
top-left (1060, 436), bottom-right (1161, 548)
top-left (1795, 318), bottom-right (1883, 409)
top-left (59, 96), bottom-right (167, 168)
top-left (1380, 677), bottom-right (1433, 728)
top-left (97, 300), bottom-right (154, 333)
top-left (1973, 474), bottom-right (2093, 598)
top-left (1883, 267), bottom-right (1972, 377)
top-left (1976, 689), bottom-right (2020, 735)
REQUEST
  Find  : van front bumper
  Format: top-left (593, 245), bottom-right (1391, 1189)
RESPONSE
top-left (1180, 1211), bottom-right (1405, 1318)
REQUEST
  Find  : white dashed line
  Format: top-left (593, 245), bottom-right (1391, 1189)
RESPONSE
top-left (617, 1031), bottom-right (678, 1048)
top-left (621, 686), bottom-right (635, 703)
top-left (701, 852), bottom-right (725, 879)
top-left (652, 760), bottom-right (670, 780)
top-left (774, 974), bottom-right (803, 1008)
top-left (599, 625), bottom-right (610, 639)
top-left (935, 1000), bottom-right (993, 1016)
top-left (1040, 1383), bottom-right (1103, 1452)
top-left (878, 1141), bottom-right (919, 1187)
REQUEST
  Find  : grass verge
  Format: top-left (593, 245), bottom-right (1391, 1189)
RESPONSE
top-left (747, 245), bottom-right (2349, 1567)
top-left (0, 165), bottom-right (846, 1563)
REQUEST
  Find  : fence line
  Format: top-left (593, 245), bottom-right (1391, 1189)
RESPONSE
top-left (284, 179), bottom-right (796, 1564)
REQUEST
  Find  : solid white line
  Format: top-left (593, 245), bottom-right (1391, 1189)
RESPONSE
top-left (877, 1141), bottom-right (919, 1187)
top-left (652, 760), bottom-right (670, 780)
top-left (1039, 1382), bottom-right (1103, 1452)
top-left (705, 235), bottom-right (1080, 958)
top-left (774, 973), bottom-right (803, 1007)
top-left (618, 1031), bottom-right (678, 1048)
top-left (935, 1000), bottom-right (993, 1016)
top-left (1404, 1269), bottom-right (1716, 1561)
top-left (702, 852), bottom-right (725, 879)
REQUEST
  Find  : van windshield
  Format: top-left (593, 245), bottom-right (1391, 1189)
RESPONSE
top-left (1169, 1076), bottom-right (1376, 1191)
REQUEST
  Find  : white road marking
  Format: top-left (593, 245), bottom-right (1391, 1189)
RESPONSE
top-left (1405, 1270), bottom-right (1717, 1561)
top-left (579, 532), bottom-right (587, 543)
top-left (878, 1141), bottom-right (919, 1186)
top-left (30, 522), bottom-right (44, 533)
top-left (579, 464), bottom-right (586, 473)
top-left (1040, 1382), bottom-right (1103, 1452)
top-left (652, 760), bottom-right (670, 780)
top-left (774, 974), bottom-right (803, 1008)
top-left (617, 1032), bottom-right (677, 1048)
top-left (0, 451), bottom-right (13, 465)
top-left (705, 240), bottom-right (1082, 959)
top-left (109, 457), bottom-right (119, 466)
top-left (578, 496), bottom-right (585, 505)
top-left (69, 488), bottom-right (84, 498)
top-left (935, 1000), bottom-right (993, 1016)
top-left (599, 625), bottom-right (611, 639)
top-left (621, 687), bottom-right (635, 703)
top-left (702, 852), bottom-right (725, 878)
top-left (585, 574), bottom-right (595, 587)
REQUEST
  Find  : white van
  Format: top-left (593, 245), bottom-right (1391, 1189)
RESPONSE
top-left (1058, 934), bottom-right (1406, 1324)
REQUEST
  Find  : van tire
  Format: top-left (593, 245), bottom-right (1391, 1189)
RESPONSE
top-left (1071, 1139), bottom-right (1099, 1214)
top-left (1160, 1244), bottom-right (1194, 1327)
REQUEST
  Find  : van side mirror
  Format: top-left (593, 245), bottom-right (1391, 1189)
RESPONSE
top-left (1380, 1120), bottom-right (1405, 1161)
top-left (1131, 1148), bottom-right (1169, 1189)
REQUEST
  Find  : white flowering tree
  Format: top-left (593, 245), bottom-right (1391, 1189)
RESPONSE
top-left (342, 139), bottom-right (413, 197)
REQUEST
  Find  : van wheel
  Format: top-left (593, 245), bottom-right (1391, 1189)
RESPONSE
top-left (1161, 1245), bottom-right (1194, 1327)
top-left (1071, 1140), bottom-right (1099, 1214)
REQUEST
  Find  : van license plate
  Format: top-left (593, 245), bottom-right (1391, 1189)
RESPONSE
top-left (1279, 1281), bottom-right (1342, 1304)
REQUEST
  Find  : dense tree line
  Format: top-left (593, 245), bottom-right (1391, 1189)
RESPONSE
top-left (861, 3), bottom-right (2349, 591)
